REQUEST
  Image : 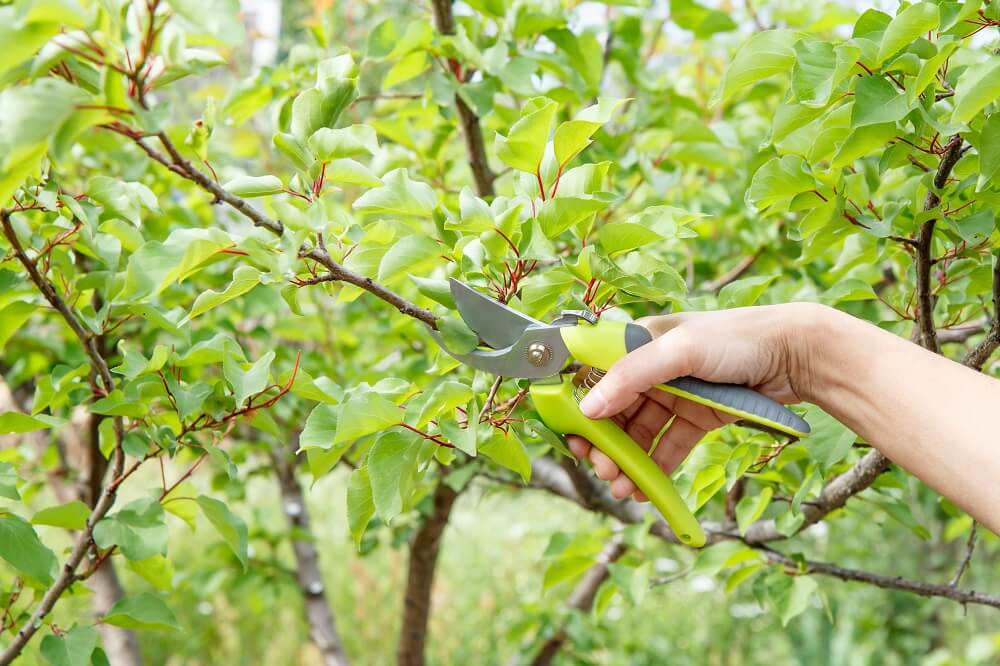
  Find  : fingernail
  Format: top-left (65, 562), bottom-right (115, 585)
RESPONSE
top-left (579, 385), bottom-right (608, 419)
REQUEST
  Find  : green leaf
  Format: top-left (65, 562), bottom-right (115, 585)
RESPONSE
top-left (222, 175), bottom-right (283, 198)
top-left (0, 514), bottom-right (58, 583)
top-left (479, 430), bottom-right (531, 483)
top-left (976, 113), bottom-right (1000, 192)
top-left (713, 30), bottom-right (799, 105)
top-left (334, 391), bottom-right (401, 444)
top-left (89, 177), bottom-right (158, 226)
top-left (736, 488), bottom-right (774, 535)
top-left (0, 462), bottom-right (19, 501)
top-left (831, 122), bottom-right (897, 169)
top-left (746, 156), bottom-right (816, 211)
top-left (185, 266), bottom-right (261, 321)
top-left (910, 40), bottom-right (957, 103)
top-left (800, 405), bottom-right (857, 470)
top-left (413, 381), bottom-right (472, 428)
top-left (0, 78), bottom-right (88, 203)
top-left (952, 60), bottom-right (1000, 124)
top-left (0, 301), bottom-right (36, 352)
top-left (126, 555), bottom-right (175, 591)
top-left (779, 575), bottom-right (818, 626)
top-left (384, 51), bottom-right (429, 89)
top-left (851, 76), bottom-right (911, 127)
top-left (347, 467), bottom-right (374, 549)
top-left (195, 495), bottom-right (248, 570)
top-left (552, 98), bottom-right (628, 167)
top-left (438, 315), bottom-right (479, 354)
top-left (353, 168), bottom-right (437, 217)
top-left (32, 500), bottom-right (91, 530)
top-left (791, 40), bottom-right (836, 107)
top-left (368, 430), bottom-right (421, 523)
top-left (123, 228), bottom-right (233, 301)
top-left (597, 222), bottom-right (664, 257)
top-left (718, 275), bottom-right (778, 308)
top-left (494, 97), bottom-right (558, 173)
top-left (308, 125), bottom-right (379, 160)
top-left (537, 195), bottom-right (610, 237)
top-left (378, 236), bottom-right (441, 283)
top-left (0, 411), bottom-right (63, 434)
top-left (290, 81), bottom-right (358, 143)
top-left (93, 498), bottom-right (168, 561)
top-left (300, 403), bottom-right (340, 449)
top-left (102, 592), bottom-right (179, 632)
top-left (223, 349), bottom-right (275, 406)
top-left (876, 3), bottom-right (939, 65)
top-left (40, 625), bottom-right (98, 666)
top-left (326, 159), bottom-right (382, 187)
top-left (272, 132), bottom-right (314, 171)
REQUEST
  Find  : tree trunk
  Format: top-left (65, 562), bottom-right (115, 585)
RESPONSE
top-left (88, 561), bottom-right (144, 666)
top-left (269, 442), bottom-right (351, 666)
top-left (397, 483), bottom-right (459, 666)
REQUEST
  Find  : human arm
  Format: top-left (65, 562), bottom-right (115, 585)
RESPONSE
top-left (569, 303), bottom-right (1000, 534)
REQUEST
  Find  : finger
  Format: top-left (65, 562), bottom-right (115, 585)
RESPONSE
top-left (579, 326), bottom-right (701, 420)
top-left (588, 446), bottom-right (620, 481)
top-left (623, 399), bottom-right (671, 450)
top-left (644, 388), bottom-right (732, 433)
top-left (567, 435), bottom-right (591, 460)
top-left (653, 416), bottom-right (706, 475)
top-left (632, 489), bottom-right (649, 502)
top-left (609, 473), bottom-right (637, 499)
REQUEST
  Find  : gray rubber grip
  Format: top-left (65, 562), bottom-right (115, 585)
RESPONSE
top-left (665, 377), bottom-right (811, 436)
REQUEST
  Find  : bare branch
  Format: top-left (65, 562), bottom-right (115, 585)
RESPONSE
top-left (398, 482), bottom-right (460, 666)
top-left (429, 0), bottom-right (496, 197)
top-left (963, 252), bottom-right (1000, 370)
top-left (950, 523), bottom-right (978, 588)
top-left (530, 537), bottom-right (626, 666)
top-left (301, 248), bottom-right (437, 328)
top-left (915, 134), bottom-right (966, 353)
top-left (269, 437), bottom-right (351, 666)
top-left (761, 549), bottom-right (1000, 610)
top-left (702, 251), bottom-right (761, 293)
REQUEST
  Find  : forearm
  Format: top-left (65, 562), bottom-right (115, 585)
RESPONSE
top-left (801, 306), bottom-right (1000, 533)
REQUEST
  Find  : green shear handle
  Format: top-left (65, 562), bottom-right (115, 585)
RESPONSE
top-left (531, 320), bottom-right (810, 547)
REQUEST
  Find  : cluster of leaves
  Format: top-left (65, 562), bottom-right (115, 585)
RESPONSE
top-left (0, 0), bottom-right (997, 662)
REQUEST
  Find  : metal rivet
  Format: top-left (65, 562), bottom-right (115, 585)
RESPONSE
top-left (526, 342), bottom-right (552, 366)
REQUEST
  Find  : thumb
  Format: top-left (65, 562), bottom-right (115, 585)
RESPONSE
top-left (578, 325), bottom-right (696, 420)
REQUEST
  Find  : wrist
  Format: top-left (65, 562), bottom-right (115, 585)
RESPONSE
top-left (777, 302), bottom-right (850, 405)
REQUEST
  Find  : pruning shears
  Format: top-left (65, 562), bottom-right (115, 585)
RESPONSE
top-left (429, 280), bottom-right (810, 547)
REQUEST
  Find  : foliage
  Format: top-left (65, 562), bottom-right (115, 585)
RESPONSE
top-left (0, 0), bottom-right (998, 663)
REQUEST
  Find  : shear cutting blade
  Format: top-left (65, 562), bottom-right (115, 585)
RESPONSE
top-left (449, 279), bottom-right (544, 349)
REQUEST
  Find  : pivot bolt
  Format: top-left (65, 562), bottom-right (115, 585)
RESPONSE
top-left (526, 342), bottom-right (552, 366)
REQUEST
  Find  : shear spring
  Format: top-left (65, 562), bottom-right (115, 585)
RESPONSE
top-left (572, 367), bottom-right (606, 403)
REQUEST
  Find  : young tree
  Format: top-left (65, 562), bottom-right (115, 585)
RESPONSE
top-left (0, 0), bottom-right (998, 663)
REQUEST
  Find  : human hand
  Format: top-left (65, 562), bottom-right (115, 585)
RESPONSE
top-left (568, 303), bottom-right (821, 501)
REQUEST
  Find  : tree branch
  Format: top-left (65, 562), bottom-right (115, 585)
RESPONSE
top-left (105, 125), bottom-right (439, 329)
top-left (428, 0), bottom-right (496, 198)
top-left (269, 437), bottom-right (351, 666)
top-left (702, 250), bottom-right (762, 293)
top-left (0, 210), bottom-right (126, 665)
top-left (963, 251), bottom-right (1000, 370)
top-left (914, 135), bottom-right (965, 353)
top-left (526, 458), bottom-right (999, 610)
top-left (529, 537), bottom-right (626, 666)
top-left (761, 549), bottom-right (1000, 610)
top-left (397, 482), bottom-right (460, 666)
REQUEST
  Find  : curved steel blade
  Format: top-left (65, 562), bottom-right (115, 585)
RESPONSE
top-left (449, 279), bottom-right (543, 349)
top-left (428, 325), bottom-right (568, 379)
